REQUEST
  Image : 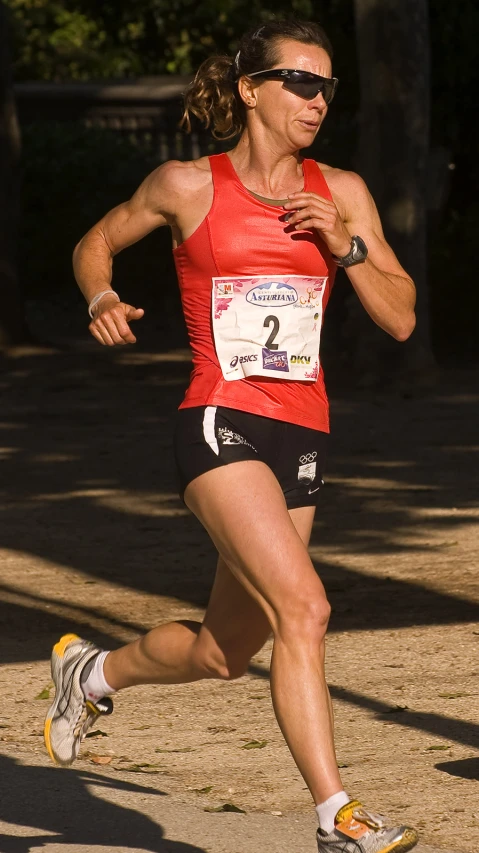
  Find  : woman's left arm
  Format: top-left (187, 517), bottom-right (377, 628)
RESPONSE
top-left (284, 170), bottom-right (416, 342)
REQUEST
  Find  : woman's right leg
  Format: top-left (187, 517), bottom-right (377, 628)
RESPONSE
top-left (45, 550), bottom-right (271, 766)
top-left (103, 554), bottom-right (271, 688)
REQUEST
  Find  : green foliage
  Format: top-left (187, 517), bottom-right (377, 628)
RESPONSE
top-left (6, 0), bottom-right (334, 81)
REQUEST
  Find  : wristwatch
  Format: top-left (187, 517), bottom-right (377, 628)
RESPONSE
top-left (332, 235), bottom-right (368, 267)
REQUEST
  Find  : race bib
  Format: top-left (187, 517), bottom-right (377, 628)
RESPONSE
top-left (212, 275), bottom-right (328, 382)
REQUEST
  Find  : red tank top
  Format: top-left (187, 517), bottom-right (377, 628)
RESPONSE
top-left (173, 153), bottom-right (336, 432)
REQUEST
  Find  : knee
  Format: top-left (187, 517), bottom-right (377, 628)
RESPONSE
top-left (276, 595), bottom-right (331, 646)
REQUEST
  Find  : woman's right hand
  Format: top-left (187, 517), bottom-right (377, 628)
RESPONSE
top-left (89, 297), bottom-right (145, 346)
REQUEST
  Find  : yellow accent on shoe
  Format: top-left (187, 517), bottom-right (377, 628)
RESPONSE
top-left (335, 800), bottom-right (363, 824)
top-left (379, 829), bottom-right (419, 853)
top-left (44, 716), bottom-right (55, 763)
top-left (44, 633), bottom-right (81, 766)
top-left (335, 801), bottom-right (418, 853)
top-left (53, 633), bottom-right (80, 658)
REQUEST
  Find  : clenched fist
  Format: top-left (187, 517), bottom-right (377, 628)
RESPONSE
top-left (89, 296), bottom-right (144, 346)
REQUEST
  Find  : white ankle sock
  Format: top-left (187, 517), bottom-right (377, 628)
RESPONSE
top-left (316, 791), bottom-right (350, 834)
top-left (80, 651), bottom-right (115, 703)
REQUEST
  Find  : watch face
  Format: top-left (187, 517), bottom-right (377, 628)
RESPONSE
top-left (333, 235), bottom-right (368, 267)
top-left (352, 236), bottom-right (368, 259)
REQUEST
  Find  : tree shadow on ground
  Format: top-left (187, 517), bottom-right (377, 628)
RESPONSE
top-left (0, 753), bottom-right (205, 853)
top-left (247, 663), bottom-right (479, 752)
top-left (435, 757), bottom-right (479, 780)
top-left (0, 347), bottom-right (478, 663)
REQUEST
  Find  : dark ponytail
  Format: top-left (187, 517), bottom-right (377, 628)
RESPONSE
top-left (180, 55), bottom-right (245, 140)
top-left (181, 19), bottom-right (334, 140)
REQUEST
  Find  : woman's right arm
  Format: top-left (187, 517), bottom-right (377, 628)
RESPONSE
top-left (73, 161), bottom-right (182, 346)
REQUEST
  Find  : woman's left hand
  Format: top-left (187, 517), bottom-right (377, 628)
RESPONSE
top-left (283, 191), bottom-right (352, 258)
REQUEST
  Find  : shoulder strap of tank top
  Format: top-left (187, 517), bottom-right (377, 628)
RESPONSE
top-left (302, 159), bottom-right (333, 201)
top-left (208, 152), bottom-right (239, 185)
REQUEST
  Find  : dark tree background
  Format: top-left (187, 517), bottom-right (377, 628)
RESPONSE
top-left (0, 0), bottom-right (29, 345)
top-left (352, 0), bottom-right (432, 381)
top-left (1, 0), bottom-right (478, 371)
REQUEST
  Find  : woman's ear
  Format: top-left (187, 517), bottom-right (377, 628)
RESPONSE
top-left (237, 76), bottom-right (257, 108)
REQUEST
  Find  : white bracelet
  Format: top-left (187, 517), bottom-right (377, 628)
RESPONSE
top-left (88, 290), bottom-right (120, 318)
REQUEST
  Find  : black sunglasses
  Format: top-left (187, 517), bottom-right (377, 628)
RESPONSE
top-left (245, 69), bottom-right (338, 105)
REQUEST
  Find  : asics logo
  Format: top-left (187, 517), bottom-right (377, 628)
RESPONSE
top-left (299, 452), bottom-right (317, 464)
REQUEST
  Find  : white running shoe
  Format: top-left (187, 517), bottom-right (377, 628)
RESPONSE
top-left (44, 633), bottom-right (113, 766)
top-left (317, 800), bottom-right (418, 853)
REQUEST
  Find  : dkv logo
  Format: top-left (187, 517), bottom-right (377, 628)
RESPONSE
top-left (246, 281), bottom-right (298, 307)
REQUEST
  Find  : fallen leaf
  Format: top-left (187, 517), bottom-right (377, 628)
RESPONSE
top-left (195, 786), bottom-right (213, 794)
top-left (204, 803), bottom-right (246, 814)
top-left (426, 745), bottom-right (451, 751)
top-left (35, 688), bottom-right (51, 700)
top-left (207, 726), bottom-right (236, 734)
top-left (155, 747), bottom-right (194, 753)
top-left (337, 761), bottom-right (349, 768)
top-left (90, 755), bottom-right (112, 765)
top-left (86, 729), bottom-right (108, 739)
top-left (241, 740), bottom-right (267, 750)
top-left (438, 692), bottom-right (468, 699)
top-left (132, 725), bottom-right (151, 731)
top-left (384, 705), bottom-right (409, 713)
top-left (271, 811), bottom-right (283, 816)
top-left (115, 763), bottom-right (162, 773)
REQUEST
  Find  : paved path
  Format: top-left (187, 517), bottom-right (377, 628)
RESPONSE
top-left (0, 752), bottom-right (461, 853)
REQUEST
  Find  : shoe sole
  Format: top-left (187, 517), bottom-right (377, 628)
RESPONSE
top-left (44, 633), bottom-right (80, 765)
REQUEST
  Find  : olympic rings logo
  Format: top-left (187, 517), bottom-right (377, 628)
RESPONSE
top-left (299, 452), bottom-right (317, 464)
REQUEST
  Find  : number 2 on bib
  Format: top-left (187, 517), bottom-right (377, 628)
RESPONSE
top-left (263, 315), bottom-right (280, 351)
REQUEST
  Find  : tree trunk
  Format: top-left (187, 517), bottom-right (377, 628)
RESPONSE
top-left (350, 0), bottom-right (433, 384)
top-left (0, 0), bottom-right (29, 347)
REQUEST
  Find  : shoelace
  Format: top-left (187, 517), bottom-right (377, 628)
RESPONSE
top-left (77, 696), bottom-right (113, 740)
top-left (77, 704), bottom-right (101, 739)
top-left (352, 807), bottom-right (387, 831)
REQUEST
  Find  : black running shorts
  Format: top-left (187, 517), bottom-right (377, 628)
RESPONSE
top-left (174, 406), bottom-right (328, 509)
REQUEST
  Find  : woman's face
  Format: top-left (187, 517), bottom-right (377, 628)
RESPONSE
top-left (241, 38), bottom-right (334, 152)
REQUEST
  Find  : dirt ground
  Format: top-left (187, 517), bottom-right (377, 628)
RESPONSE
top-left (0, 342), bottom-right (477, 852)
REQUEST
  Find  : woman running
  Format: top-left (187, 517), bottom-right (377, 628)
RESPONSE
top-left (44, 19), bottom-right (418, 853)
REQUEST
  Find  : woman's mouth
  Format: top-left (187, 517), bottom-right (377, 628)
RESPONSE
top-left (298, 120), bottom-right (320, 130)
